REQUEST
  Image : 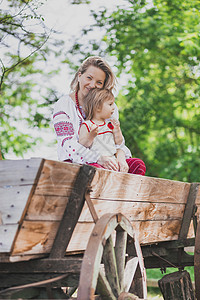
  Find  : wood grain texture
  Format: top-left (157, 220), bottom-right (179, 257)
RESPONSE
top-left (26, 194), bottom-right (69, 221)
top-left (0, 186), bottom-right (33, 225)
top-left (0, 224), bottom-right (18, 253)
top-left (0, 158), bottom-right (43, 186)
top-left (34, 160), bottom-right (81, 196)
top-left (67, 219), bottom-right (195, 253)
top-left (12, 220), bottom-right (60, 255)
top-left (78, 199), bottom-right (186, 222)
top-left (9, 160), bottom-right (82, 258)
top-left (90, 169), bottom-right (191, 204)
top-left (0, 159), bottom-right (198, 261)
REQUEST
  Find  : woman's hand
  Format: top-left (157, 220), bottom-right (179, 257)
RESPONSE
top-left (116, 149), bottom-right (129, 173)
top-left (97, 155), bottom-right (119, 171)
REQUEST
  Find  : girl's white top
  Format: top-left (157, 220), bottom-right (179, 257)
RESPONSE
top-left (53, 94), bottom-right (131, 163)
top-left (82, 120), bottom-right (117, 158)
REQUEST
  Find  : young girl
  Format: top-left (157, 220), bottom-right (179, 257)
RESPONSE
top-left (79, 88), bottom-right (145, 174)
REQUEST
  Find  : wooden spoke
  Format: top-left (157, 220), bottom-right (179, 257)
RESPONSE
top-left (115, 230), bottom-right (127, 291)
top-left (102, 236), bottom-right (120, 297)
top-left (124, 257), bottom-right (139, 292)
top-left (96, 268), bottom-right (116, 300)
top-left (77, 213), bottom-right (147, 300)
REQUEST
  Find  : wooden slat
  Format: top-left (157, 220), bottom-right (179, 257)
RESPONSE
top-left (195, 185), bottom-right (200, 204)
top-left (0, 225), bottom-right (18, 253)
top-left (0, 158), bottom-right (43, 186)
top-left (0, 186), bottom-right (33, 224)
top-left (90, 169), bottom-right (191, 204)
top-left (79, 199), bottom-right (185, 222)
top-left (12, 221), bottom-right (60, 255)
top-left (67, 220), bottom-right (195, 253)
top-left (34, 160), bottom-right (81, 196)
top-left (0, 158), bottom-right (44, 257)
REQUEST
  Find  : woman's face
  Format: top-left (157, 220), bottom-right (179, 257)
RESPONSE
top-left (78, 66), bottom-right (106, 97)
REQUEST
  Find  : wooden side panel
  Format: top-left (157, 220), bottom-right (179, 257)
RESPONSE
top-left (0, 186), bottom-right (34, 224)
top-left (195, 185), bottom-right (200, 204)
top-left (11, 160), bottom-right (81, 257)
top-left (12, 221), bottom-right (60, 255)
top-left (67, 219), bottom-right (195, 253)
top-left (0, 158), bottom-right (44, 256)
top-left (90, 169), bottom-right (191, 204)
top-left (26, 195), bottom-right (69, 221)
top-left (0, 158), bottom-right (43, 186)
top-left (0, 225), bottom-right (18, 253)
top-left (78, 199), bottom-right (186, 222)
top-left (67, 169), bottom-right (194, 253)
top-left (34, 161), bottom-right (81, 196)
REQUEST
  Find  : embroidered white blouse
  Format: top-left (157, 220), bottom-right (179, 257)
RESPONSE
top-left (53, 94), bottom-right (131, 163)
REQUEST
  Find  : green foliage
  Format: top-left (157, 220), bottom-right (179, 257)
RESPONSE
top-left (69, 0), bottom-right (200, 182)
top-left (0, 0), bottom-right (63, 158)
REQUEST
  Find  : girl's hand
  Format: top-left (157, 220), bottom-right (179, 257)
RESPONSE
top-left (90, 123), bottom-right (99, 137)
top-left (97, 155), bottom-right (119, 171)
top-left (110, 118), bottom-right (120, 130)
top-left (116, 149), bottom-right (129, 173)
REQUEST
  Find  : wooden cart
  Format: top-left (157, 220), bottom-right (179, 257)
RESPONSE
top-left (0, 158), bottom-right (199, 299)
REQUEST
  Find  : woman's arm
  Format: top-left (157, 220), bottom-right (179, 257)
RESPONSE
top-left (53, 97), bottom-right (101, 163)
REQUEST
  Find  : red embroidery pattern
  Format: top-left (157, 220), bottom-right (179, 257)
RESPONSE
top-left (62, 136), bottom-right (73, 147)
top-left (53, 111), bottom-right (70, 119)
top-left (54, 121), bottom-right (74, 136)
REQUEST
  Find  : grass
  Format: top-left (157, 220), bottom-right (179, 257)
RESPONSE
top-left (146, 266), bottom-right (195, 299)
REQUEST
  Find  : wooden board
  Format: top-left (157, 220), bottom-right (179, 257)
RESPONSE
top-left (67, 168), bottom-right (196, 253)
top-left (0, 158), bottom-right (44, 257)
top-left (0, 158), bottom-right (43, 186)
top-left (10, 160), bottom-right (82, 259)
top-left (0, 159), bottom-right (198, 261)
top-left (67, 220), bottom-right (195, 253)
top-left (90, 169), bottom-right (191, 204)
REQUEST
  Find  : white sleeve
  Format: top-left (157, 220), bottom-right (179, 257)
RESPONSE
top-left (53, 98), bottom-right (101, 163)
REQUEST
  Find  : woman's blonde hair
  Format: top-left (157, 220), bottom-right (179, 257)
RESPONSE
top-left (83, 88), bottom-right (115, 120)
top-left (70, 56), bottom-right (116, 92)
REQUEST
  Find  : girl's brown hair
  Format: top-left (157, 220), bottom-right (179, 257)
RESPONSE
top-left (83, 88), bottom-right (115, 120)
top-left (70, 56), bottom-right (116, 92)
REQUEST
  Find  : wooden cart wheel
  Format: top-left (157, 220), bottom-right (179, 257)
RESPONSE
top-left (194, 220), bottom-right (200, 300)
top-left (77, 213), bottom-right (147, 300)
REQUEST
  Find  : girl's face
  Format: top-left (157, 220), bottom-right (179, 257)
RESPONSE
top-left (98, 98), bottom-right (115, 120)
top-left (78, 66), bottom-right (106, 98)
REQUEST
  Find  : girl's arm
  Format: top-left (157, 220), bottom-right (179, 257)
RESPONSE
top-left (79, 123), bottom-right (98, 148)
top-left (110, 118), bottom-right (123, 145)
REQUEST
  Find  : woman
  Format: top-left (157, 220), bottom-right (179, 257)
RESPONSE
top-left (53, 56), bottom-right (146, 175)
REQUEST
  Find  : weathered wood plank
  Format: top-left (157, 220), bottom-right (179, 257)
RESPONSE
top-left (25, 194), bottom-right (69, 221)
top-left (12, 221), bottom-right (60, 255)
top-left (0, 185), bottom-right (33, 224)
top-left (78, 199), bottom-right (186, 222)
top-left (0, 158), bottom-right (43, 186)
top-left (34, 160), bottom-right (81, 196)
top-left (67, 220), bottom-right (195, 253)
top-left (0, 224), bottom-right (18, 253)
top-left (90, 169), bottom-right (191, 204)
top-left (195, 184), bottom-right (200, 204)
top-left (49, 164), bottom-right (96, 259)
